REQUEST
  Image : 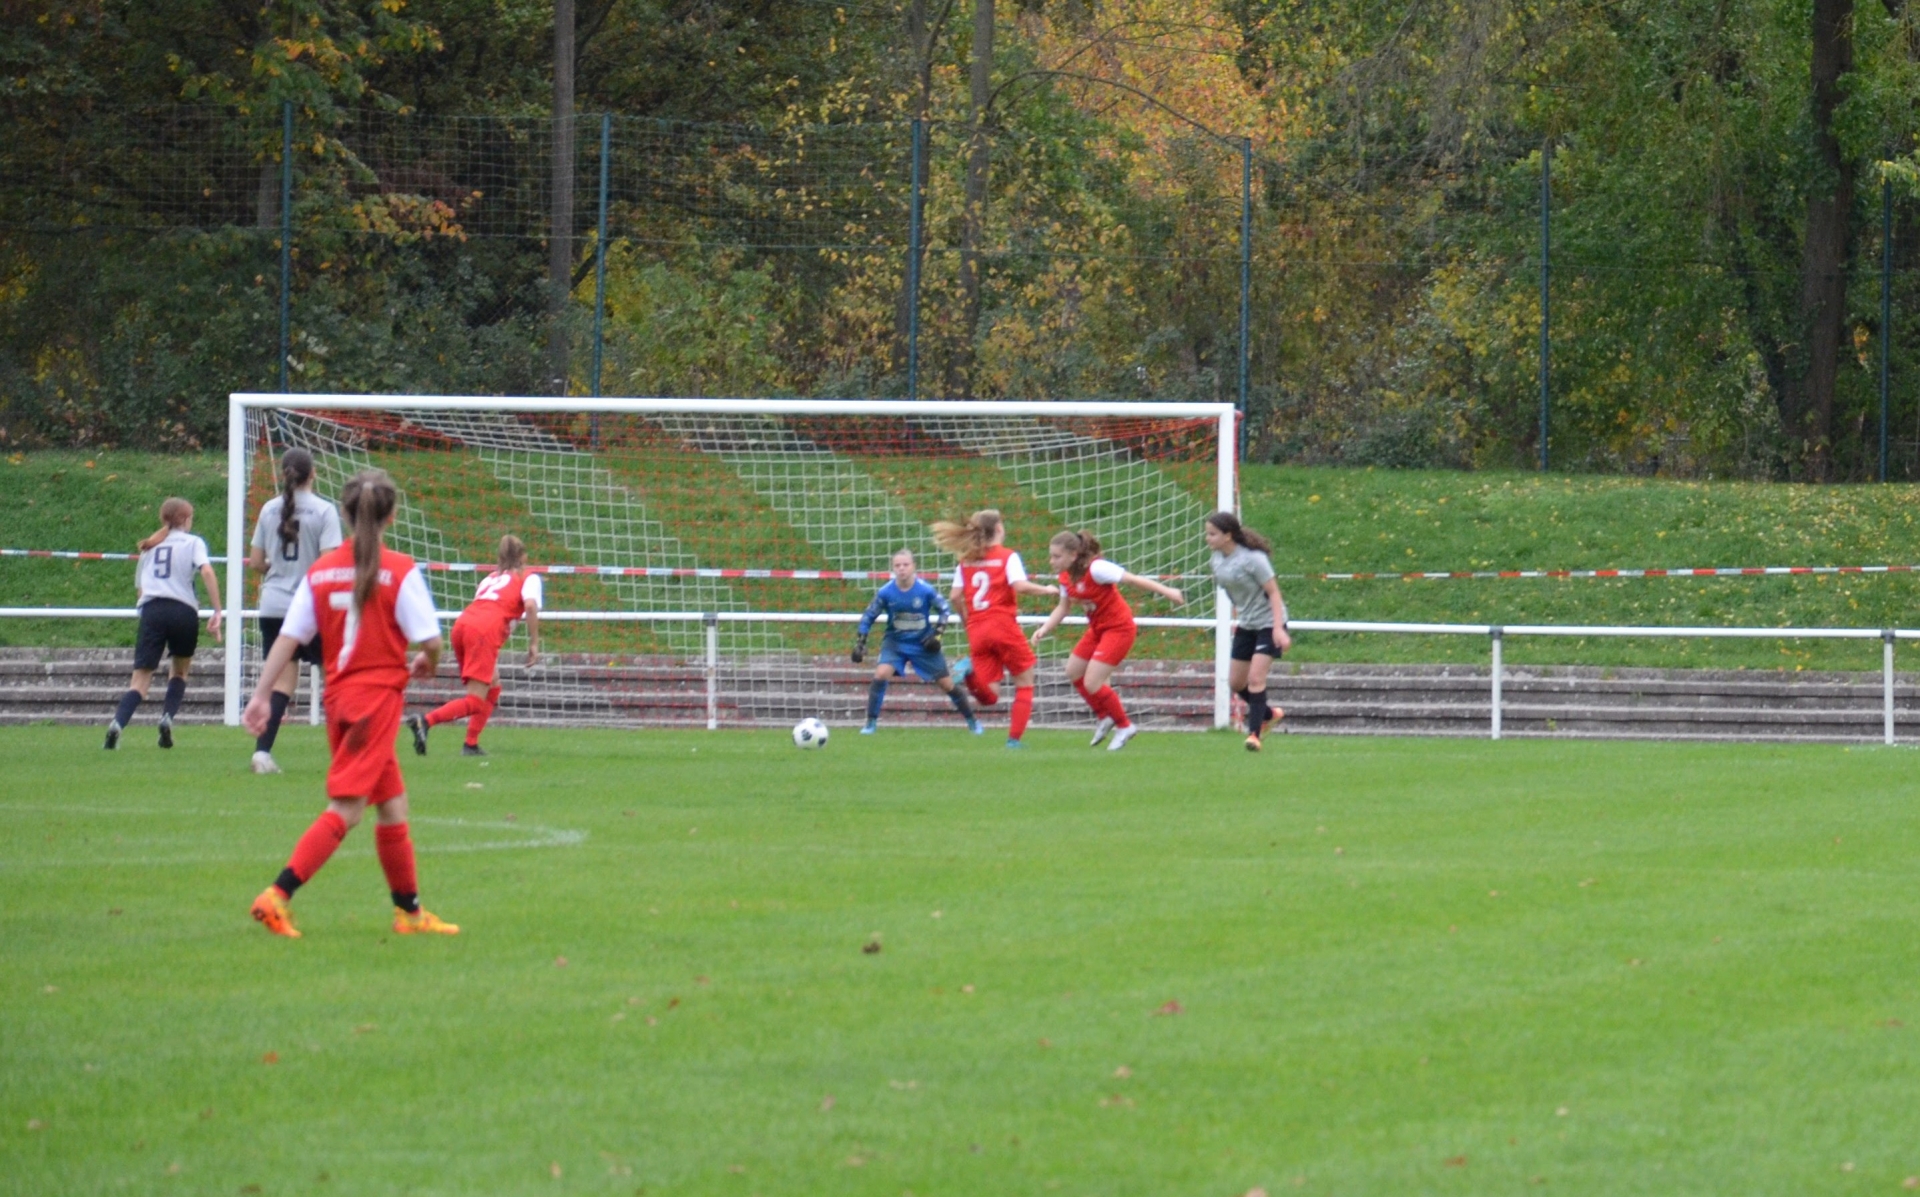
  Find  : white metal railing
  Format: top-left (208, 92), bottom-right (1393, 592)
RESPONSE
top-left (2, 608), bottom-right (1913, 741)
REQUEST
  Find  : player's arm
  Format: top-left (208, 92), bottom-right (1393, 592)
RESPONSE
top-left (522, 573), bottom-right (543, 666)
top-left (1264, 575), bottom-right (1292, 651)
top-left (197, 561), bottom-right (225, 640)
top-left (247, 511), bottom-right (267, 572)
top-left (853, 589), bottom-right (884, 662)
top-left (1004, 552), bottom-right (1058, 598)
top-left (1118, 570), bottom-right (1184, 607)
top-left (243, 580), bottom-right (312, 733)
top-left (1029, 592), bottom-right (1071, 646)
top-left (394, 566), bottom-right (444, 679)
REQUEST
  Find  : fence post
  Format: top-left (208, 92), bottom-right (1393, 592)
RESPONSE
top-left (1238, 136), bottom-right (1252, 460)
top-left (1882, 176), bottom-right (1893, 483)
top-left (907, 117), bottom-right (925, 401)
top-left (309, 664), bottom-right (322, 725)
top-left (1490, 627), bottom-right (1504, 740)
top-left (1538, 141), bottom-right (1551, 473)
top-left (591, 113), bottom-right (611, 406)
top-left (278, 99), bottom-right (292, 394)
top-left (704, 612), bottom-right (720, 731)
top-left (1885, 629), bottom-right (1896, 745)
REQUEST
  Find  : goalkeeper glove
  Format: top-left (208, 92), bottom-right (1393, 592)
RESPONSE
top-left (924, 630), bottom-right (943, 655)
top-left (851, 633), bottom-right (867, 664)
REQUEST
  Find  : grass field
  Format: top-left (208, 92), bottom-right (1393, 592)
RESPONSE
top-left (6, 724), bottom-right (1920, 1194)
top-left (11, 450), bottom-right (1920, 670)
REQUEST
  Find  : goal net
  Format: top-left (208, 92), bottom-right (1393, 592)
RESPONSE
top-left (223, 397), bottom-right (1236, 731)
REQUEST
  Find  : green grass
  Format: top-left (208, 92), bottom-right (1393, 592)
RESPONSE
top-left (5, 724), bottom-right (1920, 1194)
top-left (12, 450), bottom-right (1920, 669)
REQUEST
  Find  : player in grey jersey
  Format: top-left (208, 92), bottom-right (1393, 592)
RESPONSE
top-left (1205, 510), bottom-right (1291, 752)
top-left (245, 448), bottom-right (343, 773)
top-left (106, 498), bottom-right (224, 750)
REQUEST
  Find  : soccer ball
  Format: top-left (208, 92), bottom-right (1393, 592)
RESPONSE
top-left (792, 717), bottom-right (830, 749)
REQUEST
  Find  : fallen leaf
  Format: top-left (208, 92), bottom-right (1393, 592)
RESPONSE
top-left (1245, 1189), bottom-right (1269, 1197)
top-left (25, 1119), bottom-right (44, 1131)
top-left (1154, 1000), bottom-right (1183, 1016)
top-left (667, 997), bottom-right (680, 1009)
top-left (689, 828), bottom-right (697, 836)
top-left (503, 813), bottom-right (516, 822)
top-left (844, 1156), bottom-right (866, 1168)
top-left (1444, 1155), bottom-right (1467, 1167)
top-left (819, 1095), bottom-right (836, 1112)
top-left (549, 1161), bottom-right (562, 1178)
top-left (1334, 847), bottom-right (1344, 855)
top-left (1578, 878), bottom-right (1595, 888)
top-left (1098, 1094), bottom-right (1134, 1108)
top-left (1841, 1162), bottom-right (1855, 1172)
top-left (1902, 1177), bottom-right (1919, 1190)
top-left (108, 908), bottom-right (123, 916)
top-left (961, 984), bottom-right (975, 994)
top-left (727, 1165), bottom-right (745, 1174)
top-left (1555, 1106), bottom-right (1569, 1117)
top-left (167, 1163), bottom-right (181, 1175)
top-left (695, 975), bottom-right (710, 985)
top-left (555, 956), bottom-right (569, 968)
top-left (261, 1051), bottom-right (279, 1065)
top-left (1114, 1065), bottom-right (1132, 1078)
top-left (610, 1012), bottom-right (625, 1023)
top-left (353, 1023), bottom-right (376, 1035)
top-left (889, 1079), bottom-right (920, 1090)
top-left (1884, 1018), bottom-right (1905, 1028)
top-left (199, 1108), bottom-right (215, 1120)
top-left (931, 910), bottom-right (943, 919)
top-left (1628, 958), bottom-right (1642, 967)
top-left (622, 810), bottom-right (635, 817)
top-left (42, 985), bottom-right (57, 994)
top-left (465, 782), bottom-right (483, 790)
top-left (645, 1016), bottom-right (657, 1026)
top-left (1488, 890), bottom-right (1501, 898)
top-left (627, 996), bottom-right (641, 1006)
top-left (241, 1186), bottom-right (262, 1195)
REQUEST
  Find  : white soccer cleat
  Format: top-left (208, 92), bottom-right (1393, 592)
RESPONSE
top-left (1089, 716), bottom-right (1116, 747)
top-left (1106, 725), bottom-right (1138, 752)
top-left (251, 751), bottom-right (281, 775)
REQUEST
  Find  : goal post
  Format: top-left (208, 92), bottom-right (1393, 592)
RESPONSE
top-left (225, 394), bottom-right (1239, 731)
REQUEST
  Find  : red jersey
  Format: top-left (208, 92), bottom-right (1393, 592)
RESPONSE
top-left (459, 569), bottom-right (544, 640)
top-left (953, 546), bottom-right (1030, 638)
top-left (290, 545), bottom-right (442, 693)
top-left (1060, 558), bottom-right (1133, 635)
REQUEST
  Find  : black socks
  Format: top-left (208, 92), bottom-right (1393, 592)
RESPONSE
top-left (392, 891), bottom-right (420, 914)
top-left (112, 689), bottom-right (143, 728)
top-left (274, 867), bottom-right (303, 898)
top-left (162, 676), bottom-right (187, 719)
top-left (257, 690), bottom-right (292, 753)
top-left (947, 685), bottom-right (975, 718)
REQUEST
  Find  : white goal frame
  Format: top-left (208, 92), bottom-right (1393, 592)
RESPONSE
top-left (225, 394), bottom-right (1240, 728)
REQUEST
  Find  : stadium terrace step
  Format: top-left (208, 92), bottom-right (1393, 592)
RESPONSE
top-left (1, 648), bottom-right (1914, 741)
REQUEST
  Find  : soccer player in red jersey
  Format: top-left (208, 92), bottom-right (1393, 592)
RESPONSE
top-left (1030, 529), bottom-right (1185, 752)
top-left (407, 535), bottom-right (542, 758)
top-left (932, 509), bottom-right (1058, 749)
top-left (242, 470), bottom-right (457, 939)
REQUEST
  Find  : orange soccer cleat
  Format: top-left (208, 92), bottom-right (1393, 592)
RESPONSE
top-left (394, 907), bottom-right (460, 936)
top-left (250, 888), bottom-right (301, 938)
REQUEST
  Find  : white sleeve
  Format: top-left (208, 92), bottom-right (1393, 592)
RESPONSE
top-left (190, 536), bottom-right (211, 569)
top-left (250, 508), bottom-right (268, 551)
top-left (320, 504), bottom-right (343, 551)
top-left (393, 566), bottom-right (443, 643)
top-left (278, 579), bottom-right (318, 643)
top-left (522, 572), bottom-right (544, 609)
top-left (1005, 552), bottom-right (1029, 585)
top-left (1089, 558), bottom-right (1126, 585)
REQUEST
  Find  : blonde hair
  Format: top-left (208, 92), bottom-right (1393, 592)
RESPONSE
top-left (930, 509), bottom-right (1002, 563)
top-left (137, 498), bottom-right (194, 553)
top-left (497, 534), bottom-right (528, 572)
top-left (1050, 529), bottom-right (1102, 578)
top-left (339, 470), bottom-right (398, 611)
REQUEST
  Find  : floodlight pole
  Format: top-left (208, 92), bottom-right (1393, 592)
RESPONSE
top-left (277, 100), bottom-right (292, 394)
top-left (1881, 176), bottom-right (1893, 483)
top-left (907, 118), bottom-right (926, 400)
top-left (591, 113), bottom-right (611, 402)
top-left (1238, 137), bottom-right (1252, 459)
top-left (1538, 141), bottom-right (1551, 473)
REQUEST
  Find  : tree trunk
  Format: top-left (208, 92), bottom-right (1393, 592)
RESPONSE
top-left (949, 0), bottom-right (993, 398)
top-left (1783, 0), bottom-right (1855, 479)
top-left (548, 0), bottom-right (576, 396)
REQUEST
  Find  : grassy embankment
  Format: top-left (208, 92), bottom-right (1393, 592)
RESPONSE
top-left (7, 450), bottom-right (1920, 669)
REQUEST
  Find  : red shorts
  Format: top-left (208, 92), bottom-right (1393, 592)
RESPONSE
top-left (451, 617), bottom-right (507, 684)
top-left (324, 683), bottom-right (406, 803)
top-left (965, 623), bottom-right (1036, 686)
top-left (1073, 621), bottom-right (1136, 667)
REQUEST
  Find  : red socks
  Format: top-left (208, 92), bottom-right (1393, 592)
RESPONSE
top-left (425, 695), bottom-right (479, 728)
top-left (1074, 679), bottom-right (1131, 728)
top-left (374, 822), bottom-right (418, 904)
top-left (966, 673), bottom-right (998, 707)
top-left (465, 686), bottom-right (502, 747)
top-left (1010, 685), bottom-right (1034, 741)
top-left (280, 810), bottom-right (348, 895)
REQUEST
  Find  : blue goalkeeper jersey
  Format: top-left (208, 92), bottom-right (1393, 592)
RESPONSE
top-left (858, 578), bottom-right (950, 647)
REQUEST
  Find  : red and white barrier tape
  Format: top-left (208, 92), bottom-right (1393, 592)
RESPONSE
top-left (9, 547), bottom-right (1920, 582)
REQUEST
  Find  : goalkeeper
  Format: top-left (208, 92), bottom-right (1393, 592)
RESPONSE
top-left (853, 549), bottom-right (982, 736)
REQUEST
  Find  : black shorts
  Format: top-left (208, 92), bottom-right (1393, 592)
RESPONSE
top-left (134, 599), bottom-right (200, 671)
top-left (1230, 625), bottom-right (1282, 663)
top-left (259, 616), bottom-right (324, 667)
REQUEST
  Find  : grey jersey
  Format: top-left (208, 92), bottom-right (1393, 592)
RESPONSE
top-left (1211, 545), bottom-right (1278, 629)
top-left (252, 490), bottom-right (343, 617)
top-left (137, 530), bottom-right (211, 609)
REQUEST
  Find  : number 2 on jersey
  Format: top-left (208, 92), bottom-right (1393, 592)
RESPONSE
top-left (970, 569), bottom-right (992, 611)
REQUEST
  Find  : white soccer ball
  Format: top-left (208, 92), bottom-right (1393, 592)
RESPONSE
top-left (792, 717), bottom-right (830, 749)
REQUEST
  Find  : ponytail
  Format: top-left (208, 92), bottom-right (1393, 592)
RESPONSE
top-left (339, 470), bottom-right (398, 612)
top-left (1206, 510), bottom-right (1272, 555)
top-left (497, 534), bottom-right (527, 573)
top-left (276, 448), bottom-right (315, 550)
top-left (1050, 529), bottom-right (1102, 578)
top-left (930, 509), bottom-right (1002, 563)
top-left (138, 498), bottom-right (193, 553)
